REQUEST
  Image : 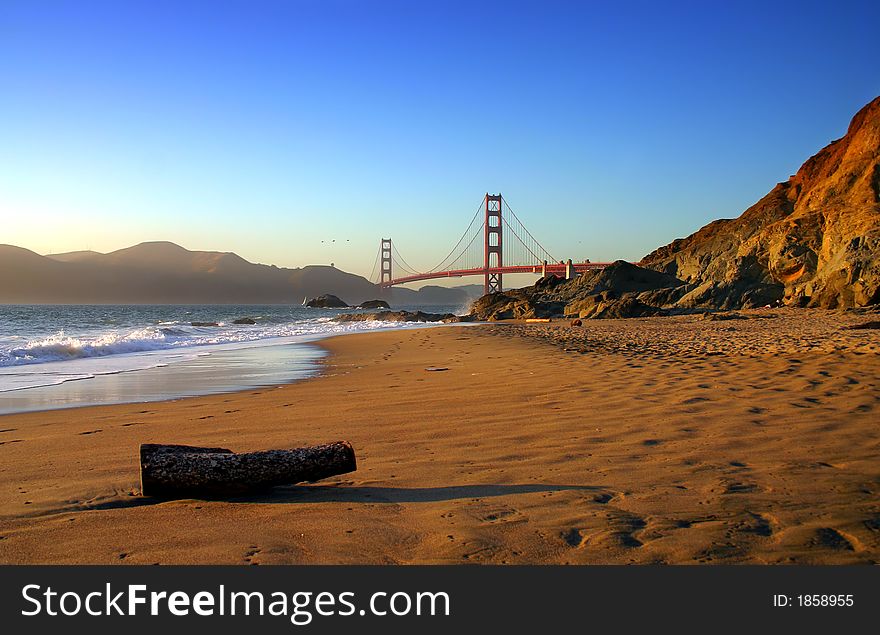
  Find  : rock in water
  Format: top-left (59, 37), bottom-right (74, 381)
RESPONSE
top-left (641, 96), bottom-right (880, 309)
top-left (358, 299), bottom-right (391, 309)
top-left (233, 317), bottom-right (257, 324)
top-left (139, 441), bottom-right (357, 499)
top-left (305, 294), bottom-right (349, 308)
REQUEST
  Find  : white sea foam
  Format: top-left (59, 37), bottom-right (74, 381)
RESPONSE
top-left (4, 328), bottom-right (169, 365)
top-left (0, 318), bottom-right (439, 393)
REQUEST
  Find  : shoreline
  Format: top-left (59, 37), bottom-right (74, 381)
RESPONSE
top-left (0, 321), bottom-right (457, 416)
top-left (0, 340), bottom-right (327, 417)
top-left (0, 309), bottom-right (878, 564)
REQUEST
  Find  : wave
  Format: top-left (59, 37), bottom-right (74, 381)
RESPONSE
top-left (0, 317), bottom-right (437, 368)
top-left (2, 329), bottom-right (171, 365)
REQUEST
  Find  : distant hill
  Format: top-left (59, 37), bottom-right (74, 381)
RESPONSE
top-left (642, 95), bottom-right (880, 309)
top-left (46, 250), bottom-right (106, 263)
top-left (0, 241), bottom-right (481, 305)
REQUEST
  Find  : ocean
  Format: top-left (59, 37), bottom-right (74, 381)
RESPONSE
top-left (0, 303), bottom-right (465, 414)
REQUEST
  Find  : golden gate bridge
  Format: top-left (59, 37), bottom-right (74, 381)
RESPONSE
top-left (369, 193), bottom-right (615, 295)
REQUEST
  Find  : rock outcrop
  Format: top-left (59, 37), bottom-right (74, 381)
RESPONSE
top-left (642, 96), bottom-right (880, 309)
top-left (358, 299), bottom-right (391, 309)
top-left (469, 261), bottom-right (688, 320)
top-left (304, 294), bottom-right (349, 308)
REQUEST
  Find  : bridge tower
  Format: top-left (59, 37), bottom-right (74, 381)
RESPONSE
top-left (380, 238), bottom-right (392, 296)
top-left (484, 193), bottom-right (503, 294)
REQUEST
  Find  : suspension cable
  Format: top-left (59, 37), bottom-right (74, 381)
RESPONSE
top-left (450, 221), bottom-right (485, 270)
top-left (501, 196), bottom-right (556, 262)
top-left (368, 244), bottom-right (381, 283)
top-left (390, 243), bottom-right (421, 275)
top-left (427, 198), bottom-right (485, 273)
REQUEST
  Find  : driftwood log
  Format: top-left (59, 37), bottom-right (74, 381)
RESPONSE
top-left (139, 441), bottom-right (357, 499)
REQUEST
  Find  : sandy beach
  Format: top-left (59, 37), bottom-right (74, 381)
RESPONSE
top-left (0, 309), bottom-right (878, 564)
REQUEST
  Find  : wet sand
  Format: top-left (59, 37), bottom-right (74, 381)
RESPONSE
top-left (0, 308), bottom-right (878, 564)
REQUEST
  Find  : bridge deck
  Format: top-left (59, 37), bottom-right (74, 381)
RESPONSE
top-left (380, 262), bottom-right (615, 287)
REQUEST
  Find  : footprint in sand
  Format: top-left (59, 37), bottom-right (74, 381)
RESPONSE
top-left (863, 516), bottom-right (880, 533)
top-left (576, 511), bottom-right (647, 549)
top-left (478, 507), bottom-right (521, 524)
top-left (460, 540), bottom-right (504, 562)
top-left (728, 512), bottom-right (776, 538)
top-left (696, 542), bottom-right (744, 562)
top-left (810, 528), bottom-right (858, 552)
top-left (724, 481), bottom-right (759, 494)
top-left (561, 528), bottom-right (585, 547)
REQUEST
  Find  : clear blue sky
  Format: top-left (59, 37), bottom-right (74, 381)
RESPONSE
top-left (1, 0), bottom-right (878, 282)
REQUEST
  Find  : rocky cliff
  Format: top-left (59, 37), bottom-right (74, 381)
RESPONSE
top-left (642, 96), bottom-right (880, 309)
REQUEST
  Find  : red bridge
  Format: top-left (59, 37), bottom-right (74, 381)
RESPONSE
top-left (371, 193), bottom-right (617, 294)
